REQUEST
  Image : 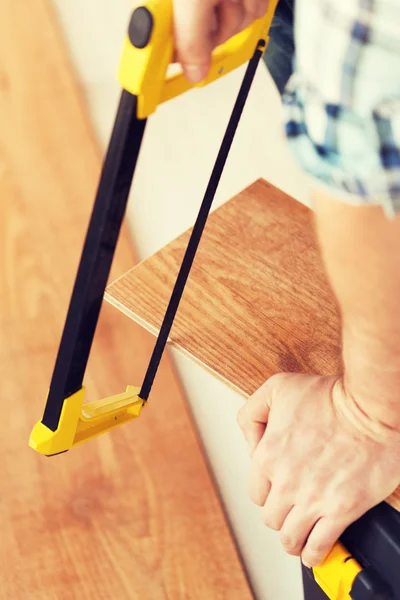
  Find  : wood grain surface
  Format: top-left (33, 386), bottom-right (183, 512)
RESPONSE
top-left (106, 179), bottom-right (400, 512)
top-left (0, 1), bottom-right (254, 598)
top-left (107, 180), bottom-right (341, 392)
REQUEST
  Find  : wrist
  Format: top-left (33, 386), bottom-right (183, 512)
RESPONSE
top-left (332, 377), bottom-right (400, 443)
top-left (340, 323), bottom-right (400, 435)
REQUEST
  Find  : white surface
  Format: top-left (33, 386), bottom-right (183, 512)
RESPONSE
top-left (52, 2), bottom-right (309, 598)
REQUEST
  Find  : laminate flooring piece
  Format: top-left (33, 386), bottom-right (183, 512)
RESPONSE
top-left (0, 1), bottom-right (254, 598)
top-left (106, 178), bottom-right (400, 512)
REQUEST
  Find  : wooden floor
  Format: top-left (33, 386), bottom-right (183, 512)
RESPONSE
top-left (0, 1), bottom-right (253, 598)
top-left (106, 179), bottom-right (400, 513)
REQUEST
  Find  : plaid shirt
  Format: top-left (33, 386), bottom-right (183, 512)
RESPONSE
top-left (282, 0), bottom-right (400, 216)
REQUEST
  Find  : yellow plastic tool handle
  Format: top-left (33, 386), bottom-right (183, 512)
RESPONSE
top-left (29, 387), bottom-right (144, 456)
top-left (313, 542), bottom-right (362, 600)
top-left (118, 0), bottom-right (278, 118)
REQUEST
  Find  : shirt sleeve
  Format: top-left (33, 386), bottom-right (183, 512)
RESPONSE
top-left (282, 0), bottom-right (400, 217)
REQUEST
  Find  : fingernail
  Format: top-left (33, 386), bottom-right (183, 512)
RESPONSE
top-left (185, 65), bottom-right (204, 83)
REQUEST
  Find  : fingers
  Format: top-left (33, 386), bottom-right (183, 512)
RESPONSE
top-left (262, 483), bottom-right (294, 531)
top-left (173, 0), bottom-right (217, 82)
top-left (237, 405), bottom-right (267, 456)
top-left (301, 518), bottom-right (347, 568)
top-left (279, 506), bottom-right (317, 557)
top-left (174, 0), bottom-right (269, 83)
top-left (240, 371), bottom-right (377, 567)
top-left (214, 0), bottom-right (270, 47)
top-left (248, 455), bottom-right (271, 505)
top-left (244, 0), bottom-right (270, 17)
top-left (248, 460), bottom-right (345, 567)
top-left (213, 1), bottom-right (245, 48)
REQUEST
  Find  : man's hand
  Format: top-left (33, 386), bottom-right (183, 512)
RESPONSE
top-left (173, 0), bottom-right (269, 83)
top-left (237, 372), bottom-right (400, 567)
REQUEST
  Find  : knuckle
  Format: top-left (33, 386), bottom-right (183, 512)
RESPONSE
top-left (298, 490), bottom-right (321, 510)
top-left (253, 450), bottom-right (272, 475)
top-left (248, 475), bottom-right (270, 507)
top-left (259, 432), bottom-right (279, 459)
top-left (310, 541), bottom-right (329, 555)
top-left (262, 513), bottom-right (281, 531)
top-left (275, 479), bottom-right (293, 496)
top-left (334, 504), bottom-right (351, 519)
top-left (280, 533), bottom-right (302, 555)
top-left (249, 489), bottom-right (266, 507)
top-left (302, 551), bottom-right (324, 567)
top-left (305, 541), bottom-right (330, 562)
top-left (331, 494), bottom-right (363, 519)
top-left (176, 40), bottom-right (208, 66)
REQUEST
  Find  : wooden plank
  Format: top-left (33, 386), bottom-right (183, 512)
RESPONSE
top-left (106, 178), bottom-right (400, 513)
top-left (107, 179), bottom-right (341, 394)
top-left (0, 1), bottom-right (253, 598)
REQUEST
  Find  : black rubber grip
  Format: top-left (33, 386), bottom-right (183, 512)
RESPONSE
top-left (42, 93), bottom-right (147, 432)
top-left (129, 7), bottom-right (153, 49)
top-left (351, 569), bottom-right (393, 600)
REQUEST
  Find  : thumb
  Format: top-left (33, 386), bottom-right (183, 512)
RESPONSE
top-left (173, 0), bottom-right (218, 83)
top-left (237, 381), bottom-right (272, 455)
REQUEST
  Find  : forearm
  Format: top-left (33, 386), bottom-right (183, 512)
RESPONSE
top-left (313, 191), bottom-right (400, 431)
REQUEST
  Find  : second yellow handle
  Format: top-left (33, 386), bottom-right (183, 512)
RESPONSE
top-left (118, 0), bottom-right (279, 118)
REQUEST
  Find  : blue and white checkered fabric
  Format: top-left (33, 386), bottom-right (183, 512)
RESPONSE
top-left (282, 0), bottom-right (400, 216)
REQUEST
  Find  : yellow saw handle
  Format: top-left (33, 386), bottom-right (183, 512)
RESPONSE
top-left (29, 387), bottom-right (144, 456)
top-left (118, 0), bottom-right (278, 118)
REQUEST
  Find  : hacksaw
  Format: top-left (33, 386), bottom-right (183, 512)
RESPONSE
top-left (27, 3), bottom-right (389, 598)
